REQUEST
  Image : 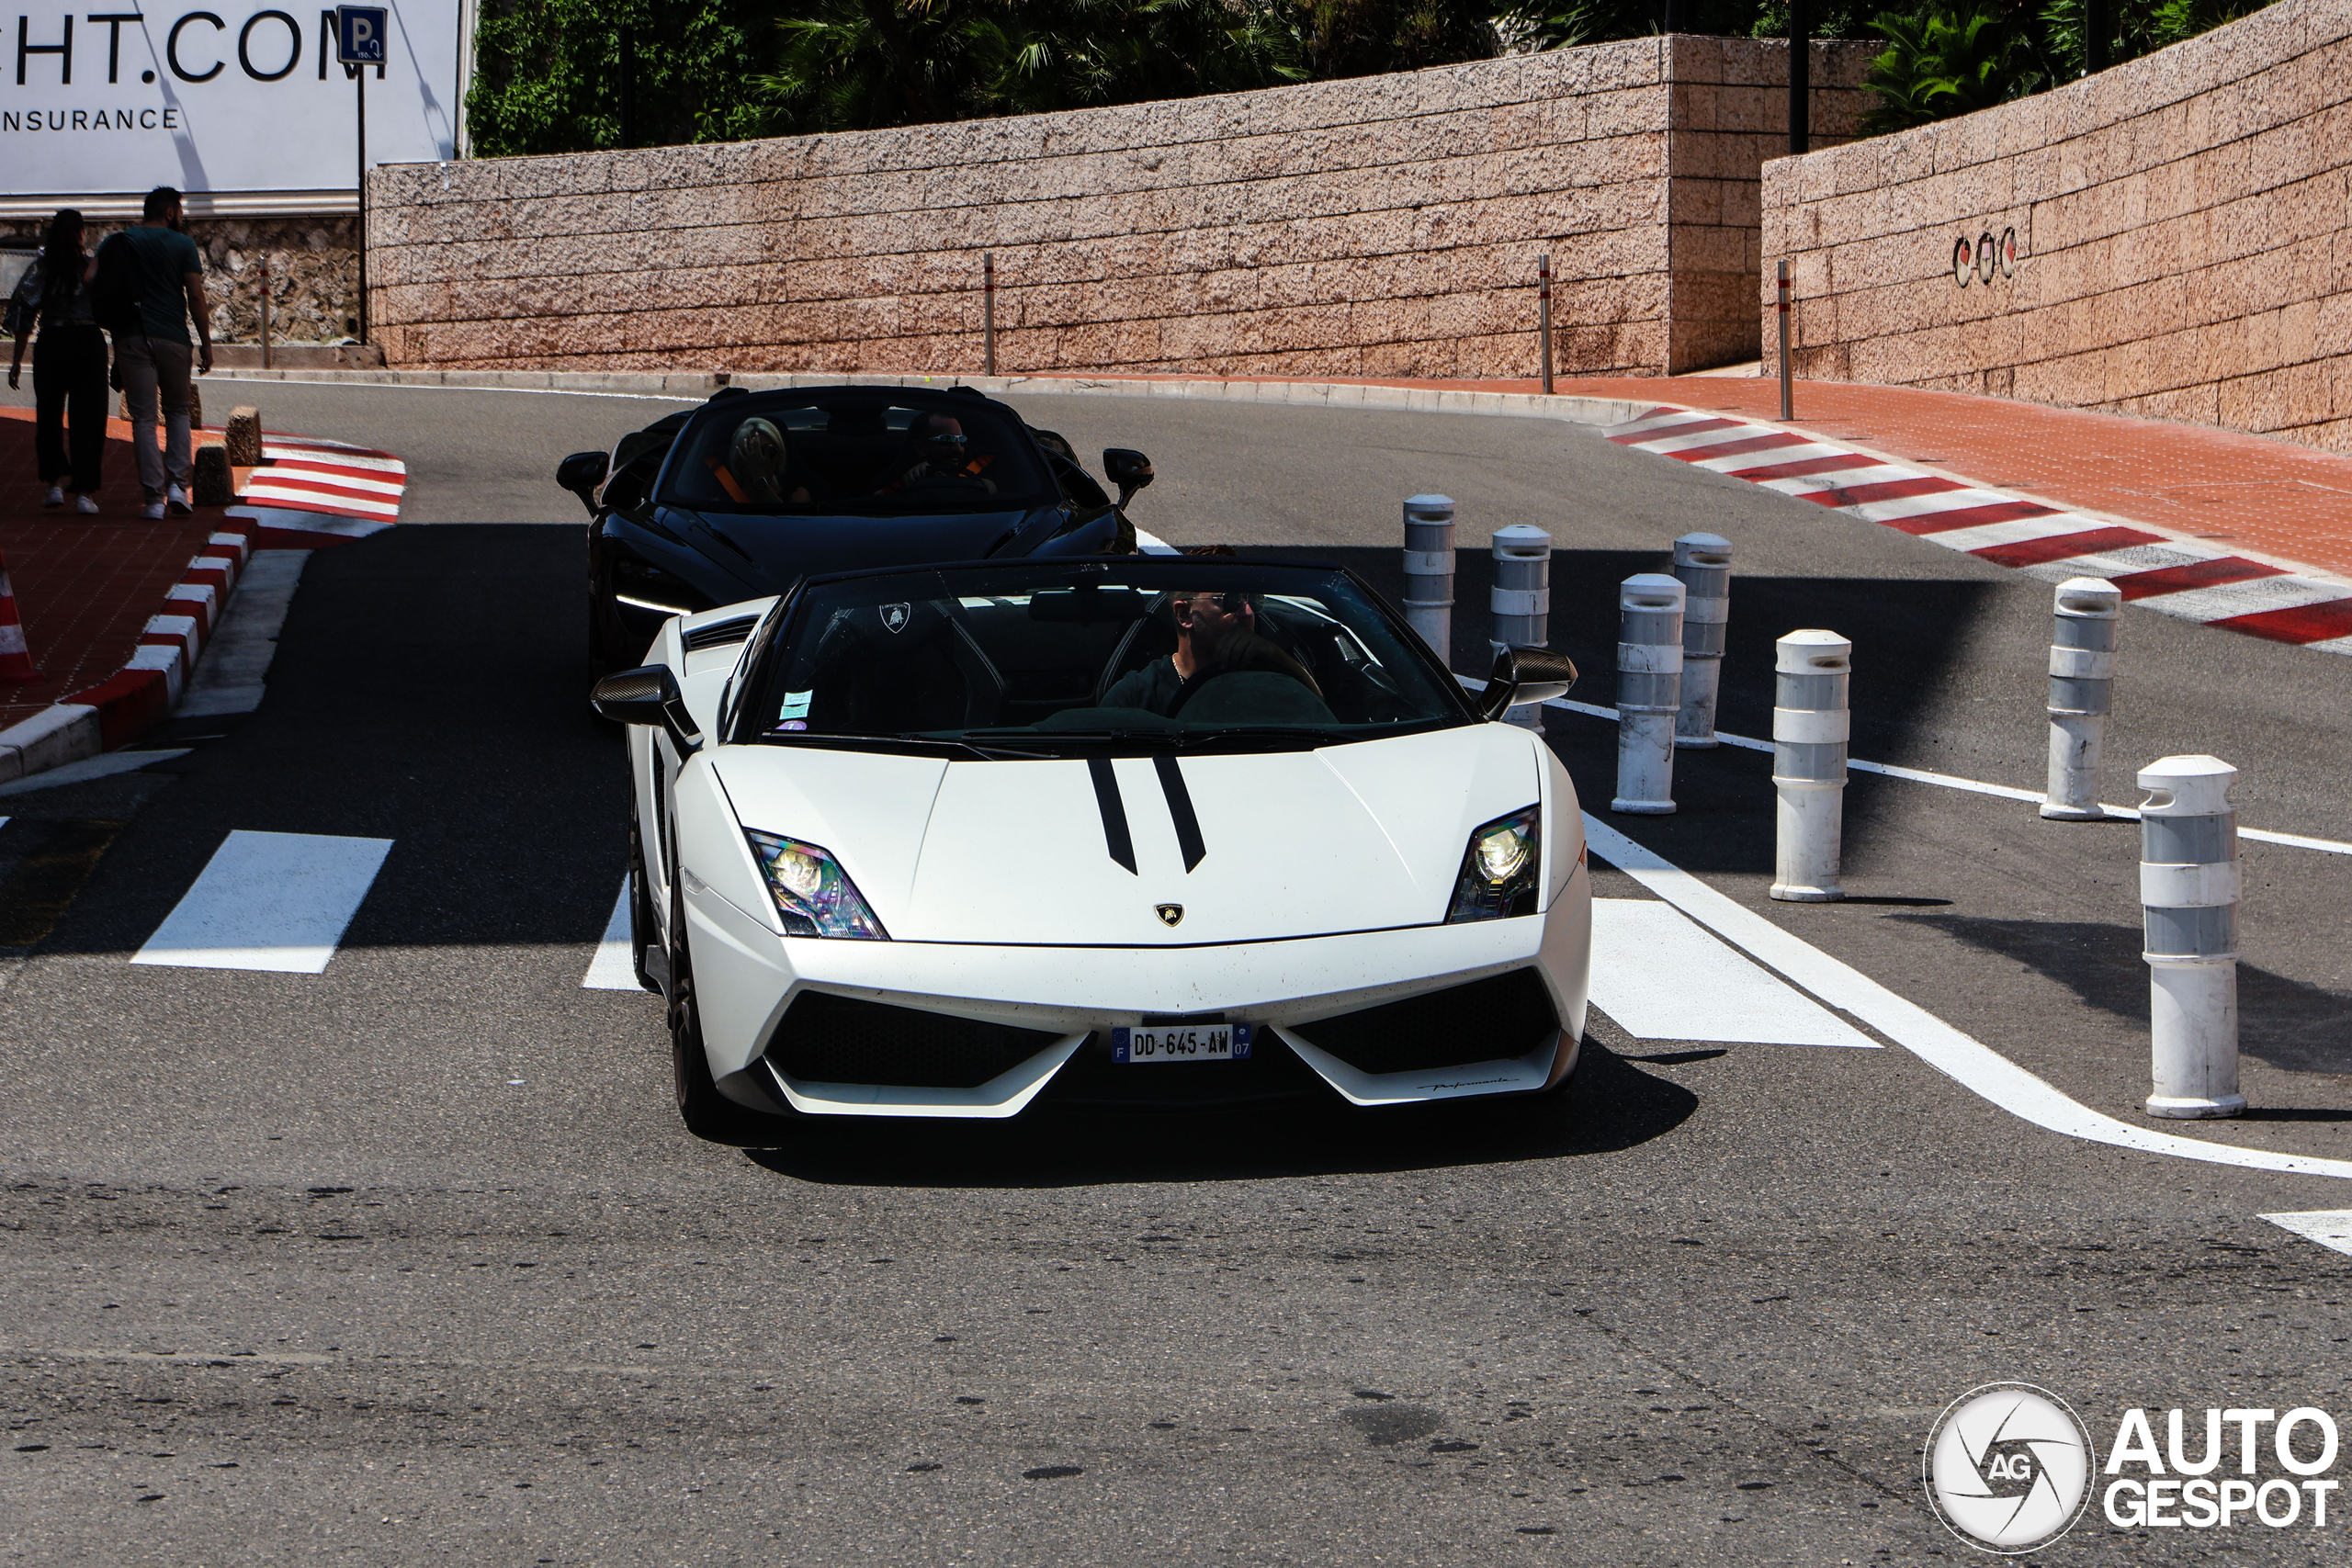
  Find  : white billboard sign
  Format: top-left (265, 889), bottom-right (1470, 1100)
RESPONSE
top-left (2, 1), bottom-right (465, 208)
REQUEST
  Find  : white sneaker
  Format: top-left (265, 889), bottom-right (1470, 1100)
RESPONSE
top-left (41, 486), bottom-right (64, 508)
top-left (165, 485), bottom-right (193, 516)
top-left (74, 495), bottom-right (98, 515)
top-left (141, 501), bottom-right (166, 521)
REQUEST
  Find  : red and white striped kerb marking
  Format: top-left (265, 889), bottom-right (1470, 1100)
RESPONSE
top-left (237, 433), bottom-right (406, 523)
top-left (1606, 406), bottom-right (2352, 654)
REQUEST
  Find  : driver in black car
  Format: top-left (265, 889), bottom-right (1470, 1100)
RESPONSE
top-left (1102, 588), bottom-right (1321, 716)
top-left (878, 413), bottom-right (997, 495)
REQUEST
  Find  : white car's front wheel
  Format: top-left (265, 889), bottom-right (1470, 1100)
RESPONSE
top-left (666, 840), bottom-right (797, 1148)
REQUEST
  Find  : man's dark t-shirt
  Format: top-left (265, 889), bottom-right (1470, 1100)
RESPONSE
top-left (1101, 658), bottom-right (1183, 716)
top-left (99, 225), bottom-right (203, 343)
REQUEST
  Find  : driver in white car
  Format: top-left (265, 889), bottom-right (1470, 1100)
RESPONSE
top-left (1102, 587), bottom-right (1320, 716)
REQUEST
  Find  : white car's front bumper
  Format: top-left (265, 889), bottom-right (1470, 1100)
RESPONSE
top-left (682, 861), bottom-right (1592, 1118)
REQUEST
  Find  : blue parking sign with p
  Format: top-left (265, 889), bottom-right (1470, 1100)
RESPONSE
top-left (336, 6), bottom-right (389, 64)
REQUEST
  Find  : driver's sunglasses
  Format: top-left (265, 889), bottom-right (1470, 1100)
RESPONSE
top-left (926, 433), bottom-right (969, 447)
top-left (1196, 591), bottom-right (1250, 614)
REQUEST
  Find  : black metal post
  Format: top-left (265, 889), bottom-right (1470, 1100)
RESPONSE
top-left (617, 26), bottom-right (636, 148)
top-left (1788, 0), bottom-right (1811, 155)
top-left (2085, 0), bottom-right (2109, 72)
top-left (356, 62), bottom-right (368, 345)
top-left (1662, 0), bottom-right (1679, 33)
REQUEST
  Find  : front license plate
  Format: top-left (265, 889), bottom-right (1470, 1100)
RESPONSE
top-left (1113, 1023), bottom-right (1253, 1064)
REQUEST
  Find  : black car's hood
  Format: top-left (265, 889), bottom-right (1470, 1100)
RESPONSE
top-left (661, 505), bottom-right (1042, 592)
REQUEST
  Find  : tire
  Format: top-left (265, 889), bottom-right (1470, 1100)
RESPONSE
top-left (666, 848), bottom-right (797, 1147)
top-left (626, 803), bottom-right (661, 994)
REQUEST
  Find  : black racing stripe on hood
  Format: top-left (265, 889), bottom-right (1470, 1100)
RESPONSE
top-left (1088, 758), bottom-right (1137, 874)
top-left (1153, 755), bottom-right (1206, 873)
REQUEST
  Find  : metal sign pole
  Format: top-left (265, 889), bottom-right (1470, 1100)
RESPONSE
top-left (336, 6), bottom-right (387, 348)
top-left (356, 63), bottom-right (368, 344)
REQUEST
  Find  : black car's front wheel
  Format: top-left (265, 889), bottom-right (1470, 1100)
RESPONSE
top-left (666, 847), bottom-right (799, 1147)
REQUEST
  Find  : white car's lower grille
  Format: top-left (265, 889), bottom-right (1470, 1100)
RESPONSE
top-left (767, 991), bottom-right (1060, 1089)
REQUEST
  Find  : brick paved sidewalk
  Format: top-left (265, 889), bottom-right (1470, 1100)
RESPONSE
top-left (0, 410), bottom-right (221, 730)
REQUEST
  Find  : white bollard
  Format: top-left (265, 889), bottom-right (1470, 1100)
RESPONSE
top-left (2140, 755), bottom-right (2245, 1120)
top-left (2042, 577), bottom-right (2121, 820)
top-left (1491, 525), bottom-right (1552, 732)
top-left (1400, 494), bottom-right (1455, 666)
top-left (1672, 532), bottom-right (1732, 749)
top-left (1770, 630), bottom-right (1850, 901)
top-left (1612, 574), bottom-right (1684, 813)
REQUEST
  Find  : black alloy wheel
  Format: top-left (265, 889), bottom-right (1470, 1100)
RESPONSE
top-left (665, 832), bottom-right (797, 1147)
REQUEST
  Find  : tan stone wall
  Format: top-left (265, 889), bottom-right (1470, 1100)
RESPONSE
top-left (1761, 0), bottom-right (2352, 452)
top-left (1, 215), bottom-right (357, 344)
top-left (371, 38), bottom-right (1868, 378)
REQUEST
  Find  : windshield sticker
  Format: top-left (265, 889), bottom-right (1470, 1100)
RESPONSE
top-left (780, 690), bottom-right (812, 721)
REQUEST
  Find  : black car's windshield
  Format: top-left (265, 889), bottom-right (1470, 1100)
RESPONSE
top-left (741, 561), bottom-right (1471, 753)
top-left (662, 392), bottom-right (1055, 515)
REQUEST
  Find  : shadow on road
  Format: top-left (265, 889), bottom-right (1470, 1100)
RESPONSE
top-left (746, 1037), bottom-right (1697, 1189)
top-left (1887, 912), bottom-right (2352, 1076)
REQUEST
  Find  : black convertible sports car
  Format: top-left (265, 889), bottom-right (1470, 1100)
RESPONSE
top-left (559, 383), bottom-right (1156, 672)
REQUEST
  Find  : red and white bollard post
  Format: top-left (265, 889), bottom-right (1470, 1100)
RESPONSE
top-left (0, 550), bottom-right (39, 682)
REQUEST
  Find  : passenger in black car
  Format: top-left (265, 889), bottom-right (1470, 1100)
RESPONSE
top-left (1102, 589), bottom-right (1323, 716)
top-left (722, 417), bottom-right (812, 504)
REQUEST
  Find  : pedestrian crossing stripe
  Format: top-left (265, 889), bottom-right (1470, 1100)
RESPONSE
top-left (131, 829), bottom-right (392, 974)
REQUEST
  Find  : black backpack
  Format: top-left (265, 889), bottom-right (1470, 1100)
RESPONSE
top-left (88, 233), bottom-right (141, 335)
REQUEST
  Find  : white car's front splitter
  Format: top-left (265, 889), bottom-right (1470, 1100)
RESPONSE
top-left (684, 862), bottom-right (1592, 1118)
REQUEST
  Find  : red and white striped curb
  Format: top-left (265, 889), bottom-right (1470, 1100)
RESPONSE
top-left (237, 433), bottom-right (406, 524)
top-left (1604, 405), bottom-right (2352, 655)
top-left (0, 430), bottom-right (405, 784)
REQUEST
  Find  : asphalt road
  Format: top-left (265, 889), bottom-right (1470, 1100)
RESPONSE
top-left (5, 385), bottom-right (2351, 1565)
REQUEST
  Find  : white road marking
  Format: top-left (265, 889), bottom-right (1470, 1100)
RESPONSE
top-left (1589, 898), bottom-right (1876, 1047)
top-left (1527, 694), bottom-right (2352, 857)
top-left (582, 876), bottom-right (643, 990)
top-left (2261, 1211), bottom-right (2352, 1255)
top-left (0, 750), bottom-right (191, 796)
top-left (1581, 814), bottom-right (2352, 1180)
top-left (131, 829), bottom-right (392, 974)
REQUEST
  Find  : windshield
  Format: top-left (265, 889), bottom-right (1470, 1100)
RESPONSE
top-left (661, 392), bottom-right (1054, 515)
top-left (739, 561), bottom-right (1472, 753)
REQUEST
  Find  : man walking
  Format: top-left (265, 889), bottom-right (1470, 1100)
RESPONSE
top-left (96, 186), bottom-right (213, 520)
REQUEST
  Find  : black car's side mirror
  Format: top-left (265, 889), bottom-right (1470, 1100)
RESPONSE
top-left (1479, 645), bottom-right (1578, 721)
top-left (1102, 448), bottom-right (1154, 507)
top-left (557, 450), bottom-right (610, 514)
top-left (591, 663), bottom-right (702, 752)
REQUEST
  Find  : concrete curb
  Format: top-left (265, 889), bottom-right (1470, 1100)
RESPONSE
top-left (205, 366), bottom-right (1654, 427)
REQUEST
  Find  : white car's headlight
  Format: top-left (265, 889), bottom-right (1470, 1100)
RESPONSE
top-left (744, 830), bottom-right (889, 940)
top-left (1445, 806), bottom-right (1541, 923)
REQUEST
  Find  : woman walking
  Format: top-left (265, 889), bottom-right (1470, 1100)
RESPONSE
top-left (6, 209), bottom-right (109, 513)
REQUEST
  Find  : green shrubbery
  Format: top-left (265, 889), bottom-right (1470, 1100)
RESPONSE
top-left (462, 0), bottom-right (2277, 157)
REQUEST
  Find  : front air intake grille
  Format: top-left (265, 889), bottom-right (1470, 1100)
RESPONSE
top-left (768, 992), bottom-right (1062, 1089)
top-left (1291, 969), bottom-right (1558, 1077)
top-left (684, 614), bottom-right (758, 652)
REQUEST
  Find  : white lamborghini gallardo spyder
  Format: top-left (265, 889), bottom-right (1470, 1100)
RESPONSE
top-left (591, 555), bottom-right (1592, 1145)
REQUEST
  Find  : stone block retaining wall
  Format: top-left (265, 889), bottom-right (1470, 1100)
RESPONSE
top-left (1, 215), bottom-right (358, 346)
top-left (1761, 0), bottom-right (2352, 453)
top-left (371, 37), bottom-right (1868, 378)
